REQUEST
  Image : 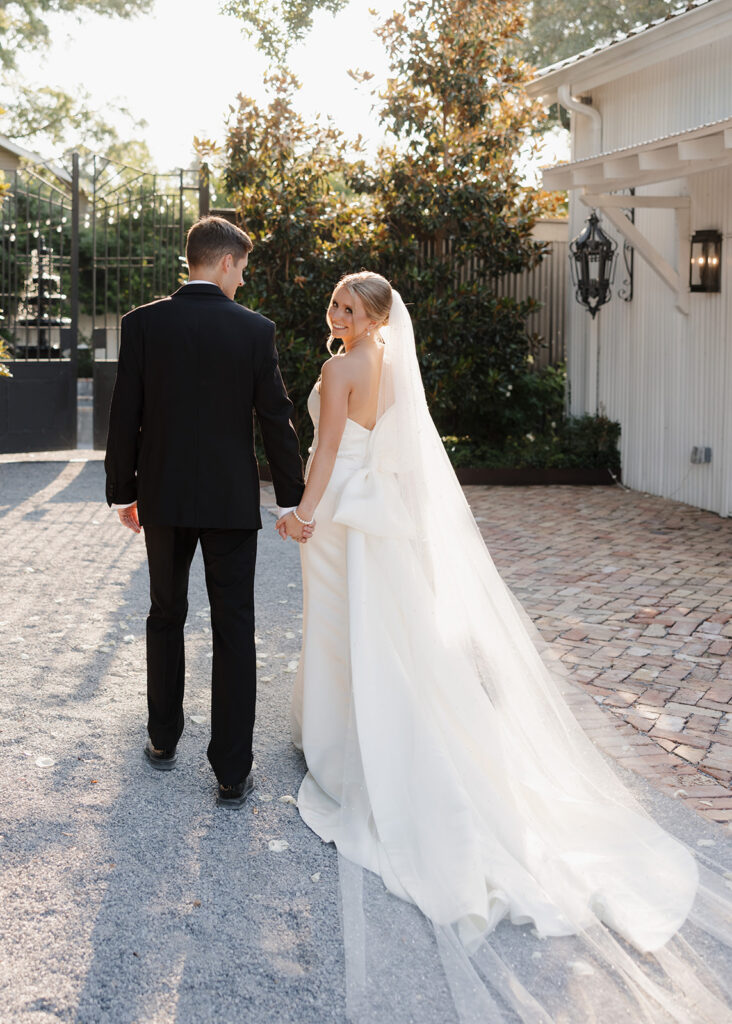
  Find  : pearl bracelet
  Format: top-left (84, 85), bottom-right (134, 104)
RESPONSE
top-left (293, 509), bottom-right (315, 526)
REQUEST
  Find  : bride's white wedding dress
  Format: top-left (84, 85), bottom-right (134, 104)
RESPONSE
top-left (290, 293), bottom-right (732, 1023)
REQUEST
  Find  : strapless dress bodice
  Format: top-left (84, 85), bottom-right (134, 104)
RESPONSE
top-left (307, 385), bottom-right (371, 463)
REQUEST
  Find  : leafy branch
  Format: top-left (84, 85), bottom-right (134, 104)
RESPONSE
top-left (220, 0), bottom-right (348, 61)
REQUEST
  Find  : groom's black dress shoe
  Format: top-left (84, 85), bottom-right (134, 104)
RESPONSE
top-left (143, 738), bottom-right (178, 771)
top-left (216, 774), bottom-right (254, 808)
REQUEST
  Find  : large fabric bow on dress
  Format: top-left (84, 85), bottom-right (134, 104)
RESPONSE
top-left (332, 407), bottom-right (415, 538)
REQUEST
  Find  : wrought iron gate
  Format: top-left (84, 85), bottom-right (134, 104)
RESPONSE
top-left (0, 151), bottom-right (200, 453)
top-left (87, 157), bottom-right (199, 447)
top-left (0, 156), bottom-right (79, 452)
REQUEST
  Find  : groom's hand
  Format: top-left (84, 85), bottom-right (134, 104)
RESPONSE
top-left (275, 512), bottom-right (314, 543)
top-left (117, 502), bottom-right (141, 534)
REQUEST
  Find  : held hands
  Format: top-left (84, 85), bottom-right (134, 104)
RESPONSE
top-left (117, 502), bottom-right (141, 534)
top-left (275, 511), bottom-right (315, 544)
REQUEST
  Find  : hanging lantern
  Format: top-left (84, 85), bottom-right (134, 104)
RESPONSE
top-left (569, 212), bottom-right (618, 318)
top-left (689, 230), bottom-right (722, 293)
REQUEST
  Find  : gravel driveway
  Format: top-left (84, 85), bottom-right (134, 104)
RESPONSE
top-left (1, 459), bottom-right (351, 1023)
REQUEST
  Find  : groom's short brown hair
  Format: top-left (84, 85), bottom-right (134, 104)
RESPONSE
top-left (186, 216), bottom-right (253, 268)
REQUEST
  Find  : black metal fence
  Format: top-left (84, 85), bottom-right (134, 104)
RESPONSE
top-left (0, 153), bottom-right (200, 452)
top-left (0, 156), bottom-right (79, 451)
top-left (85, 158), bottom-right (199, 446)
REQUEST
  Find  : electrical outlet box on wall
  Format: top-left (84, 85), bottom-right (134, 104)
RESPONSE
top-left (690, 447), bottom-right (712, 464)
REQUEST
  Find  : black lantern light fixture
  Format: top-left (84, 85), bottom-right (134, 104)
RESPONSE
top-left (689, 230), bottom-right (722, 293)
top-left (569, 211), bottom-right (618, 318)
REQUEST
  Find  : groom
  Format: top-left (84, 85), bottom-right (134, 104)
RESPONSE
top-left (105, 215), bottom-right (309, 807)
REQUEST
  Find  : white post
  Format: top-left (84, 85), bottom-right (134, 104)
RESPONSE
top-left (675, 204), bottom-right (690, 316)
top-left (586, 316), bottom-right (599, 414)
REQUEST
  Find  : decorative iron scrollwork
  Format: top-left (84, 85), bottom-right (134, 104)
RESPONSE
top-left (617, 188), bottom-right (634, 303)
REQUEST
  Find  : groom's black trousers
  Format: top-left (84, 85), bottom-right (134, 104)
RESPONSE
top-left (143, 524), bottom-right (258, 786)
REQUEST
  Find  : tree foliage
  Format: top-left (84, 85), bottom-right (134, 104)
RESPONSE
top-left (0, 336), bottom-right (12, 377)
top-left (359, 0), bottom-right (559, 439)
top-left (221, 0), bottom-right (347, 62)
top-left (1, 0), bottom-right (154, 161)
top-left (224, 71), bottom-right (378, 437)
top-left (224, 0), bottom-right (561, 447)
top-left (0, 81), bottom-right (153, 167)
top-left (521, 0), bottom-right (679, 68)
top-left (0, 0), bottom-right (152, 70)
top-left (225, 0), bottom-right (681, 69)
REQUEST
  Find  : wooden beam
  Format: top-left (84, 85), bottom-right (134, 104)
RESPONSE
top-left (602, 155), bottom-right (640, 179)
top-left (677, 134), bottom-right (726, 160)
top-left (572, 164), bottom-right (607, 186)
top-left (586, 316), bottom-right (599, 416)
top-left (580, 194), bottom-right (687, 313)
top-left (542, 121), bottom-right (732, 194)
top-left (565, 153), bottom-right (732, 193)
top-left (542, 166), bottom-right (573, 190)
top-left (637, 145), bottom-right (682, 171)
top-left (675, 204), bottom-right (690, 316)
top-left (581, 193), bottom-right (690, 209)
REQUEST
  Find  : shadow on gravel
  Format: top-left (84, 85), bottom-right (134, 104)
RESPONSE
top-left (47, 461), bottom-right (109, 504)
top-left (5, 467), bottom-right (347, 1023)
top-left (0, 462), bottom-right (68, 514)
top-left (63, 520), bottom-right (347, 1024)
top-left (69, 725), bottom-right (347, 1024)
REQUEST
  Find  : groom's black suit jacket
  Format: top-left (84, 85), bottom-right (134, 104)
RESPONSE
top-left (104, 283), bottom-right (304, 528)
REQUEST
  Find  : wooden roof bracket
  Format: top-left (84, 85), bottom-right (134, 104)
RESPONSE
top-left (580, 191), bottom-right (691, 315)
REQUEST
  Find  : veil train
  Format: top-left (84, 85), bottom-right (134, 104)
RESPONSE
top-left (325, 291), bottom-right (732, 1023)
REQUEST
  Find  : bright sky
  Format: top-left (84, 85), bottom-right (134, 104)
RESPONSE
top-left (19, 0), bottom-right (389, 169)
top-left (18, 0), bottom-right (568, 183)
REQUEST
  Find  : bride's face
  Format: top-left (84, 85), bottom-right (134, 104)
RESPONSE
top-left (327, 285), bottom-right (371, 343)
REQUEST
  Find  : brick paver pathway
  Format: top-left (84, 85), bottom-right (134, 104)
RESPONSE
top-left (265, 482), bottom-right (732, 824)
top-left (265, 481), bottom-right (732, 825)
top-left (460, 484), bottom-right (732, 828)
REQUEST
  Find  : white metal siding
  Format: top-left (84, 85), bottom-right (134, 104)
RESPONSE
top-left (564, 31), bottom-right (732, 515)
top-left (583, 37), bottom-right (732, 156)
top-left (568, 167), bottom-right (732, 516)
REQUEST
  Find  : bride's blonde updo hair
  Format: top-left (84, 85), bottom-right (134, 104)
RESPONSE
top-left (328, 271), bottom-right (393, 354)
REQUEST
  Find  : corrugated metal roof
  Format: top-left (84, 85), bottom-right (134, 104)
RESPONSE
top-left (535, 0), bottom-right (717, 78)
top-left (550, 115), bottom-right (732, 168)
top-left (542, 115), bottom-right (732, 191)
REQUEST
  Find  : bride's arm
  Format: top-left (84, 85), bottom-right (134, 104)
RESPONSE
top-left (295, 357), bottom-right (351, 522)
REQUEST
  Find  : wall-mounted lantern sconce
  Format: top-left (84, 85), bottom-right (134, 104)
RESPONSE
top-left (569, 212), bottom-right (618, 318)
top-left (689, 230), bottom-right (722, 293)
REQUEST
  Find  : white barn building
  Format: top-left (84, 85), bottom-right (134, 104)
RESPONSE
top-left (527, 0), bottom-right (732, 516)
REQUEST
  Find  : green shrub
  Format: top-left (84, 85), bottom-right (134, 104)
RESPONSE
top-left (0, 335), bottom-right (11, 378)
top-left (443, 414), bottom-right (621, 472)
top-left (77, 345), bottom-right (93, 378)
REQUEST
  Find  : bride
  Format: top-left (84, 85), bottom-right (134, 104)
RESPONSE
top-left (276, 271), bottom-right (732, 1023)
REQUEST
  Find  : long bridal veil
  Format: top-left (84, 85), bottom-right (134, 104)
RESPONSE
top-left (331, 290), bottom-right (732, 1023)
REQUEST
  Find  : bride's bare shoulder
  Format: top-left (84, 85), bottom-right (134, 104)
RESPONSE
top-left (315, 354), bottom-right (353, 397)
top-left (321, 353), bottom-right (357, 381)
top-left (315, 354), bottom-right (341, 391)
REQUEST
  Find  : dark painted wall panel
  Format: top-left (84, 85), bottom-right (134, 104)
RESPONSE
top-left (93, 360), bottom-right (117, 451)
top-left (0, 363), bottom-right (76, 453)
